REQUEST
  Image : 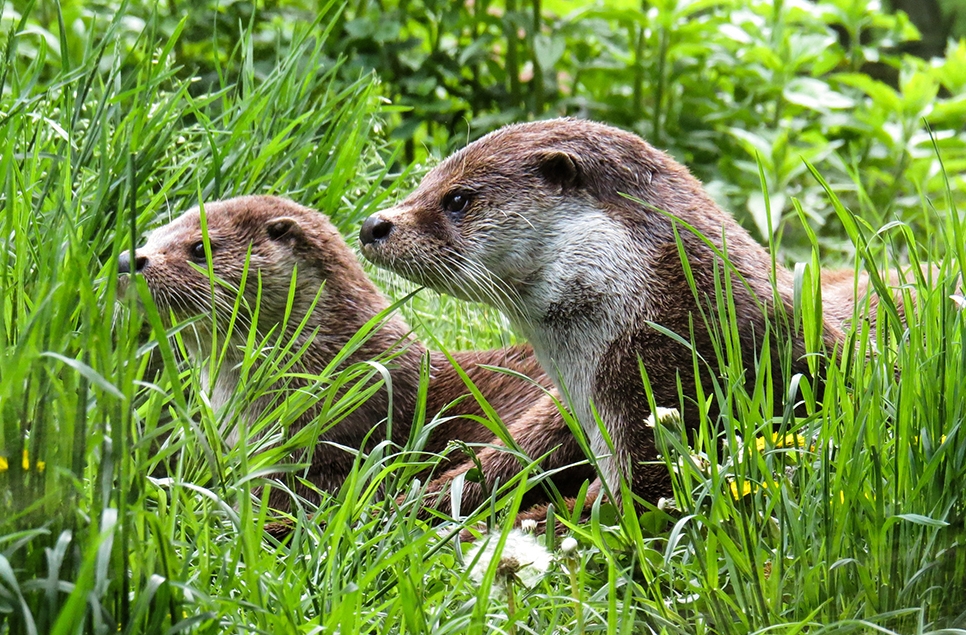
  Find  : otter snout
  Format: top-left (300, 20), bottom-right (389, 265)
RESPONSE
top-left (118, 251), bottom-right (147, 274)
top-left (359, 214), bottom-right (394, 246)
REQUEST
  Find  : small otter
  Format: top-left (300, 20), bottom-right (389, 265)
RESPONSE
top-left (360, 118), bottom-right (849, 503)
top-left (119, 195), bottom-right (592, 512)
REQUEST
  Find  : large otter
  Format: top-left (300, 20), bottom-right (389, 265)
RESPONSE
top-left (118, 195), bottom-right (592, 513)
top-left (359, 118), bottom-right (849, 503)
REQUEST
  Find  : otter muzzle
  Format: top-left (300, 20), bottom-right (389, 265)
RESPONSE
top-left (359, 214), bottom-right (394, 246)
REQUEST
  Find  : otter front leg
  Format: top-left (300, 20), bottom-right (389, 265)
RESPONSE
top-left (420, 396), bottom-right (593, 516)
top-left (512, 478), bottom-right (603, 536)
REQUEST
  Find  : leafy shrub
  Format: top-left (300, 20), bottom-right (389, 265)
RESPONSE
top-left (331, 0), bottom-right (966, 258)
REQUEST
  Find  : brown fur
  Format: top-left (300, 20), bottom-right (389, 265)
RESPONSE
top-left (360, 118), bottom-right (857, 505)
top-left (120, 195), bottom-right (593, 514)
top-left (820, 267), bottom-right (918, 333)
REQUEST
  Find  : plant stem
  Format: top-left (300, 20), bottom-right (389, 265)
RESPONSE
top-left (505, 0), bottom-right (520, 108)
top-left (567, 558), bottom-right (584, 634)
top-left (507, 580), bottom-right (518, 635)
top-left (532, 0), bottom-right (543, 114)
top-left (653, 16), bottom-right (668, 145)
top-left (633, 23), bottom-right (645, 119)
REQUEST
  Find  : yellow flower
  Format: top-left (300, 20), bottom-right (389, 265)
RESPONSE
top-left (730, 479), bottom-right (768, 499)
top-left (0, 450), bottom-right (45, 473)
top-left (730, 480), bottom-right (751, 499)
top-left (728, 433), bottom-right (815, 499)
top-left (756, 433), bottom-right (810, 452)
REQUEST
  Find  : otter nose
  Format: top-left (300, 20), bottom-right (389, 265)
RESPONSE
top-left (359, 214), bottom-right (394, 246)
top-left (118, 251), bottom-right (147, 274)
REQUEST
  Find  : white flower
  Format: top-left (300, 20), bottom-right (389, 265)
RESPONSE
top-left (560, 536), bottom-right (578, 557)
top-left (644, 407), bottom-right (681, 428)
top-left (466, 529), bottom-right (552, 596)
top-left (520, 519), bottom-right (538, 534)
top-left (951, 294), bottom-right (965, 310)
top-left (657, 497), bottom-right (679, 512)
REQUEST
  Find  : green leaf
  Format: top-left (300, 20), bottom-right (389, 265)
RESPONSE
top-left (783, 77), bottom-right (855, 111)
top-left (533, 34), bottom-right (565, 71)
top-left (40, 352), bottom-right (125, 400)
top-left (891, 513), bottom-right (949, 528)
top-left (836, 73), bottom-right (903, 112)
top-left (900, 70), bottom-right (939, 117)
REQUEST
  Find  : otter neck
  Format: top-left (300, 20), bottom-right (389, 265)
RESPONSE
top-left (506, 210), bottom-right (649, 488)
top-left (180, 297), bottom-right (432, 448)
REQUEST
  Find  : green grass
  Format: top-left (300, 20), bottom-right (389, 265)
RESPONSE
top-left (2, 4), bottom-right (966, 634)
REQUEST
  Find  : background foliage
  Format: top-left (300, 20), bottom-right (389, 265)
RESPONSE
top-left (2, 0), bottom-right (966, 633)
top-left (7, 0), bottom-right (966, 251)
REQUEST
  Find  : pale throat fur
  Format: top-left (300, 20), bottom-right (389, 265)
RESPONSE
top-left (492, 204), bottom-right (657, 491)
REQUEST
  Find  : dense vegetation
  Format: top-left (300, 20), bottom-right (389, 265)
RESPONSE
top-left (2, 0), bottom-right (965, 633)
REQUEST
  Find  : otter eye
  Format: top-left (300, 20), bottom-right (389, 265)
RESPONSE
top-left (442, 192), bottom-right (472, 217)
top-left (190, 241), bottom-right (208, 262)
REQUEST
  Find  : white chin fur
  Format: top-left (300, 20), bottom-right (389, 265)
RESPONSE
top-left (479, 205), bottom-right (652, 492)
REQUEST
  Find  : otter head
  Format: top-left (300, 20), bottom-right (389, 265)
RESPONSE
top-left (358, 119), bottom-right (680, 334)
top-left (120, 195), bottom-right (384, 357)
top-left (360, 121), bottom-right (592, 319)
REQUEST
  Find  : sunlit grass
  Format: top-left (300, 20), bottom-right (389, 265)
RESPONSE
top-left (1, 4), bottom-right (965, 635)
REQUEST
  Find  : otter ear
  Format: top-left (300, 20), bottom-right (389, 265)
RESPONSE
top-left (538, 151), bottom-right (580, 189)
top-left (266, 217), bottom-right (303, 242)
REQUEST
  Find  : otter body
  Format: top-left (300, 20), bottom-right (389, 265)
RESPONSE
top-left (360, 118), bottom-right (847, 501)
top-left (120, 195), bottom-right (591, 510)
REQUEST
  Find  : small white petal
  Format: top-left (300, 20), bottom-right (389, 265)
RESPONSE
top-left (645, 407), bottom-right (681, 427)
top-left (655, 407), bottom-right (681, 423)
top-left (658, 497), bottom-right (679, 512)
top-left (560, 536), bottom-right (578, 556)
top-left (465, 529), bottom-right (552, 595)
